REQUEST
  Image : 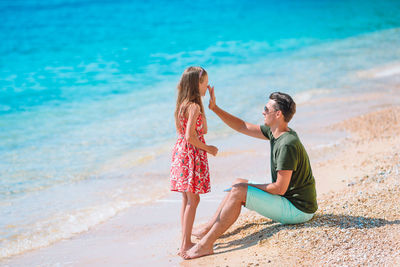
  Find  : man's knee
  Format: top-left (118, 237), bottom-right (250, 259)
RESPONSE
top-left (232, 178), bottom-right (248, 186)
top-left (230, 183), bottom-right (248, 204)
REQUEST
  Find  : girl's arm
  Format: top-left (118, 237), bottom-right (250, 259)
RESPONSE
top-left (203, 113), bottom-right (208, 134)
top-left (185, 103), bottom-right (217, 156)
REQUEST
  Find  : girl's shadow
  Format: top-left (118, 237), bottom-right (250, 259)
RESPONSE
top-left (213, 214), bottom-right (400, 254)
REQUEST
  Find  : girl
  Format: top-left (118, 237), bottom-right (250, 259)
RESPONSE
top-left (170, 66), bottom-right (218, 256)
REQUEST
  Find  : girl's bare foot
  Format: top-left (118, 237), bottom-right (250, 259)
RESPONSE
top-left (177, 242), bottom-right (195, 256)
top-left (182, 243), bottom-right (214, 260)
top-left (192, 226), bottom-right (210, 239)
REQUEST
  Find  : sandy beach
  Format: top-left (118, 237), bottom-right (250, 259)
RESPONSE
top-left (3, 70), bottom-right (400, 266)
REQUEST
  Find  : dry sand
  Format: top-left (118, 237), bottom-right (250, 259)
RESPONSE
top-left (183, 105), bottom-right (400, 266)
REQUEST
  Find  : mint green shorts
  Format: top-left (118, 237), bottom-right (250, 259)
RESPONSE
top-left (245, 185), bottom-right (314, 224)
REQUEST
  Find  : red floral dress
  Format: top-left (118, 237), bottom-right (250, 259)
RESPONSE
top-left (170, 113), bottom-right (210, 194)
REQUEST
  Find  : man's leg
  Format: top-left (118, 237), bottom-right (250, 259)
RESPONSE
top-left (183, 183), bottom-right (248, 259)
top-left (192, 178), bottom-right (248, 239)
top-left (192, 193), bottom-right (229, 239)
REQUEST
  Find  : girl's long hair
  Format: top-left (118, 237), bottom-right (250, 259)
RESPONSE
top-left (174, 66), bottom-right (207, 133)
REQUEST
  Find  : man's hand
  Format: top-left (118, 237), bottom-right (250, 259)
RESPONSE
top-left (208, 85), bottom-right (216, 111)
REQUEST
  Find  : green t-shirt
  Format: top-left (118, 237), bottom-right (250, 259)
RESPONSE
top-left (260, 125), bottom-right (318, 214)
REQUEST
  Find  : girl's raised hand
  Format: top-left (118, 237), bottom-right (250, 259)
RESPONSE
top-left (207, 85), bottom-right (216, 111)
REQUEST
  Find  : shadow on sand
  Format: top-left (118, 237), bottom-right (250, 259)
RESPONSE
top-left (212, 214), bottom-right (400, 255)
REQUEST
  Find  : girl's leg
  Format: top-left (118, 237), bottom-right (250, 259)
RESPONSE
top-left (177, 193), bottom-right (189, 256)
top-left (181, 192), bottom-right (188, 236)
top-left (180, 192), bottom-right (200, 254)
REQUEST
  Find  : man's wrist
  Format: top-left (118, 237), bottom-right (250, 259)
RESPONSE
top-left (211, 105), bottom-right (218, 112)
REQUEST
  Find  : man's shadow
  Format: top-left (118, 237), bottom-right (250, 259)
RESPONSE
top-left (213, 214), bottom-right (400, 254)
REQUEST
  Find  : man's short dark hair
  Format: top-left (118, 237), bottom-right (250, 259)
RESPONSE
top-left (269, 92), bottom-right (296, 122)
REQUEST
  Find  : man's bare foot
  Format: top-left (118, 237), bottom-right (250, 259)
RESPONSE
top-left (192, 226), bottom-right (210, 239)
top-left (182, 243), bottom-right (214, 260)
top-left (177, 242), bottom-right (195, 256)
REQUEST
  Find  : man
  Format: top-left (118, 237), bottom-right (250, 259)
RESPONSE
top-left (183, 88), bottom-right (318, 259)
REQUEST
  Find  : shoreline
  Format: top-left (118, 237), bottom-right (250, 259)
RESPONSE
top-left (3, 73), bottom-right (400, 266)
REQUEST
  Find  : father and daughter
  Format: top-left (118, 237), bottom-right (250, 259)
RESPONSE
top-left (170, 66), bottom-right (318, 259)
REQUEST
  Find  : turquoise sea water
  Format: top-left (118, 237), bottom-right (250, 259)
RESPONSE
top-left (1, 0), bottom-right (400, 259)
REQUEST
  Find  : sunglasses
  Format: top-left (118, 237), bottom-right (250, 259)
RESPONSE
top-left (263, 106), bottom-right (278, 114)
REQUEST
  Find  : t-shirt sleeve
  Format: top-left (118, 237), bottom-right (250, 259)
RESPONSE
top-left (260, 125), bottom-right (272, 140)
top-left (276, 144), bottom-right (298, 171)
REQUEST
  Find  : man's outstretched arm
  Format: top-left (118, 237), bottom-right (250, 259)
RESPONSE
top-left (208, 86), bottom-right (268, 140)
